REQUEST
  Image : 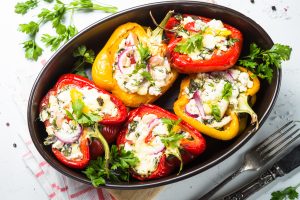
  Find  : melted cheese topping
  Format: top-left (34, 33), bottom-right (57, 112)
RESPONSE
top-left (185, 68), bottom-right (254, 128)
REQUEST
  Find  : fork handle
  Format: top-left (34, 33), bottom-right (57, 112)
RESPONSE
top-left (223, 164), bottom-right (285, 200)
top-left (198, 168), bottom-right (243, 200)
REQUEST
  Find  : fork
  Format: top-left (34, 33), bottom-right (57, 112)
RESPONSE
top-left (199, 120), bottom-right (300, 200)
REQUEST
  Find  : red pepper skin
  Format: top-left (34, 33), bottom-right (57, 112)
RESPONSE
top-left (39, 74), bottom-right (128, 169)
top-left (165, 15), bottom-right (243, 73)
top-left (116, 104), bottom-right (206, 180)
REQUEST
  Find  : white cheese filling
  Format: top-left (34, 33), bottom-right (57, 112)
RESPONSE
top-left (124, 114), bottom-right (190, 177)
top-left (174, 16), bottom-right (234, 60)
top-left (185, 68), bottom-right (254, 128)
top-left (113, 33), bottom-right (173, 96)
top-left (40, 85), bottom-right (118, 159)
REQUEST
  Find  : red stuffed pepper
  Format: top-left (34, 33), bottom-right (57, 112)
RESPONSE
top-left (165, 13), bottom-right (243, 73)
top-left (116, 104), bottom-right (206, 180)
top-left (39, 74), bottom-right (127, 169)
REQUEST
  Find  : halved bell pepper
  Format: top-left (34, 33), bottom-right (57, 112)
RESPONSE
top-left (39, 74), bottom-right (127, 169)
top-left (116, 104), bottom-right (206, 180)
top-left (173, 66), bottom-right (260, 140)
top-left (92, 11), bottom-right (178, 107)
top-left (165, 14), bottom-right (243, 73)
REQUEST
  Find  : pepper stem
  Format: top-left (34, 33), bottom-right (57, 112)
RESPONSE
top-left (92, 124), bottom-right (110, 177)
top-left (234, 93), bottom-right (258, 130)
top-left (150, 10), bottom-right (174, 42)
top-left (165, 147), bottom-right (183, 175)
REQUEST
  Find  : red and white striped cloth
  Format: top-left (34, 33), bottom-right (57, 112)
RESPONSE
top-left (13, 59), bottom-right (116, 200)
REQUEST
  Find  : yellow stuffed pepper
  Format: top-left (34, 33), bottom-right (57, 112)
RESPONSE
top-left (174, 66), bottom-right (260, 140)
top-left (92, 11), bottom-right (178, 107)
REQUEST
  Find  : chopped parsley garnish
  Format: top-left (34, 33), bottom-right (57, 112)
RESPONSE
top-left (174, 33), bottom-right (203, 54)
top-left (188, 79), bottom-right (202, 94)
top-left (222, 82), bottom-right (232, 100)
top-left (211, 105), bottom-right (221, 122)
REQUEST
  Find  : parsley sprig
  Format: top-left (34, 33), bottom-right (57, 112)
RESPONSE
top-left (83, 145), bottom-right (139, 186)
top-left (238, 43), bottom-right (292, 83)
top-left (72, 45), bottom-right (95, 77)
top-left (271, 183), bottom-right (300, 200)
top-left (16, 0), bottom-right (117, 61)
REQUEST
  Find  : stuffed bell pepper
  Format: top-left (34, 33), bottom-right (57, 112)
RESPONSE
top-left (92, 11), bottom-right (178, 107)
top-left (174, 67), bottom-right (260, 140)
top-left (116, 104), bottom-right (206, 180)
top-left (165, 13), bottom-right (243, 73)
top-left (39, 74), bottom-right (127, 169)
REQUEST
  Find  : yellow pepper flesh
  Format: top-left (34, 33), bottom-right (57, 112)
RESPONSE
top-left (173, 66), bottom-right (260, 140)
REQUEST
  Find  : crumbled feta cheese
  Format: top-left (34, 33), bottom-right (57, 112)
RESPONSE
top-left (203, 34), bottom-right (216, 49)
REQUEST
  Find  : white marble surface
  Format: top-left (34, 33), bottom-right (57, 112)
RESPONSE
top-left (0, 0), bottom-right (299, 199)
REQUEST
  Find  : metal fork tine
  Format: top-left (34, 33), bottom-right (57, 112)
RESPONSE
top-left (260, 124), bottom-right (297, 156)
top-left (262, 128), bottom-right (300, 161)
top-left (256, 121), bottom-right (294, 152)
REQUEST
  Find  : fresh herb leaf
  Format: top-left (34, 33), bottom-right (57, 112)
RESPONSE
top-left (18, 21), bottom-right (39, 35)
top-left (271, 184), bottom-right (300, 200)
top-left (72, 97), bottom-right (84, 120)
top-left (72, 45), bottom-right (95, 77)
top-left (211, 105), bottom-right (221, 122)
top-left (222, 82), bottom-right (232, 100)
top-left (160, 118), bottom-right (183, 173)
top-left (137, 43), bottom-right (151, 61)
top-left (41, 25), bottom-right (78, 51)
top-left (174, 33), bottom-right (203, 54)
top-left (83, 156), bottom-right (107, 186)
top-left (83, 145), bottom-right (139, 186)
top-left (160, 133), bottom-right (184, 148)
top-left (15, 0), bottom-right (38, 15)
top-left (22, 40), bottom-right (43, 61)
top-left (17, 0), bottom-right (117, 61)
top-left (141, 71), bottom-right (154, 85)
top-left (238, 43), bottom-right (292, 83)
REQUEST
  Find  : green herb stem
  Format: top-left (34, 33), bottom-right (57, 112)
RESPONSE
top-left (93, 124), bottom-right (110, 176)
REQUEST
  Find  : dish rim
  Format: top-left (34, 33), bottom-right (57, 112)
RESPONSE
top-left (27, 1), bottom-right (281, 189)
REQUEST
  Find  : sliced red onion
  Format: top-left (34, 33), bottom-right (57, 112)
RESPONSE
top-left (148, 118), bottom-right (160, 129)
top-left (54, 124), bottom-right (82, 144)
top-left (118, 46), bottom-right (136, 74)
top-left (146, 63), bottom-right (150, 72)
top-left (151, 146), bottom-right (165, 155)
top-left (193, 90), bottom-right (206, 118)
top-left (185, 107), bottom-right (199, 118)
top-left (224, 70), bottom-right (234, 82)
